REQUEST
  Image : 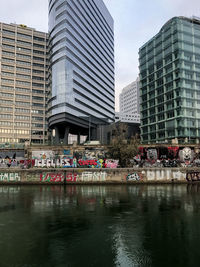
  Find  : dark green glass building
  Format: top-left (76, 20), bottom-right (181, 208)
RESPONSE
top-left (139, 16), bottom-right (200, 144)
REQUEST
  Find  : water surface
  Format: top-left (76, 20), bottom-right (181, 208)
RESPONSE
top-left (0, 184), bottom-right (199, 267)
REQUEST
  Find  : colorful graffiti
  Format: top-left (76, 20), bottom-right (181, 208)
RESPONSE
top-left (0, 159), bottom-right (34, 168)
top-left (0, 173), bottom-right (20, 181)
top-left (186, 171), bottom-right (200, 182)
top-left (31, 148), bottom-right (115, 169)
top-left (84, 149), bottom-right (105, 160)
top-left (78, 159), bottom-right (105, 168)
top-left (179, 147), bottom-right (195, 165)
top-left (105, 159), bottom-right (118, 168)
top-left (40, 172), bottom-right (107, 182)
top-left (33, 158), bottom-right (117, 169)
top-left (40, 172), bottom-right (78, 182)
top-left (138, 146), bottom-right (199, 166)
top-left (126, 172), bottom-right (141, 181)
top-left (0, 157), bottom-right (118, 169)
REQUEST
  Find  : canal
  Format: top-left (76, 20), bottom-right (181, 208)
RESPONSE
top-left (0, 184), bottom-right (199, 267)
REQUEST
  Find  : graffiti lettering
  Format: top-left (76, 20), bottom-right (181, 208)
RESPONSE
top-left (78, 159), bottom-right (97, 167)
top-left (146, 170), bottom-right (186, 181)
top-left (40, 172), bottom-right (78, 182)
top-left (40, 172), bottom-right (106, 182)
top-left (80, 172), bottom-right (107, 181)
top-left (0, 173), bottom-right (20, 182)
top-left (40, 173), bottom-right (64, 182)
top-left (66, 173), bottom-right (78, 182)
top-left (31, 153), bottom-right (119, 169)
top-left (78, 159), bottom-right (104, 168)
top-left (35, 158), bottom-right (73, 168)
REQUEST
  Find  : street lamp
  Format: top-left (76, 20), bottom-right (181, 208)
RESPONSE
top-left (89, 115), bottom-right (91, 142)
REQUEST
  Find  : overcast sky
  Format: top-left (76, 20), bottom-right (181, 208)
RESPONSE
top-left (0, 0), bottom-right (200, 110)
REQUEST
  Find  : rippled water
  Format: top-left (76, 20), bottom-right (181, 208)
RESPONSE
top-left (0, 184), bottom-right (199, 267)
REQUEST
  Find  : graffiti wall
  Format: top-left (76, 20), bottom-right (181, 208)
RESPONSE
top-left (31, 149), bottom-right (118, 169)
top-left (138, 146), bottom-right (199, 166)
top-left (30, 147), bottom-right (118, 169)
top-left (0, 157), bottom-right (118, 169)
top-left (124, 169), bottom-right (186, 182)
top-left (0, 168), bottom-right (194, 183)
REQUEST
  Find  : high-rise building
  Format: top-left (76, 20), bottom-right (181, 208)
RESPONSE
top-left (118, 78), bottom-right (140, 123)
top-left (115, 111), bottom-right (140, 124)
top-left (0, 22), bottom-right (48, 145)
top-left (139, 16), bottom-right (200, 144)
top-left (48, 0), bottom-right (115, 145)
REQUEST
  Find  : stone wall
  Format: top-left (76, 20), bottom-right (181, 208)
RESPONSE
top-left (0, 168), bottom-right (197, 184)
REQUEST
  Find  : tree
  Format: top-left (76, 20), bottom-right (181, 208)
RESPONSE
top-left (107, 123), bottom-right (140, 167)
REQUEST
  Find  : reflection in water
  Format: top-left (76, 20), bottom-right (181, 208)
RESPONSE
top-left (0, 185), bottom-right (200, 266)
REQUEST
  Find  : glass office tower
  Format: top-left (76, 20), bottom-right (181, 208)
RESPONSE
top-left (139, 16), bottom-right (200, 144)
top-left (48, 0), bottom-right (115, 144)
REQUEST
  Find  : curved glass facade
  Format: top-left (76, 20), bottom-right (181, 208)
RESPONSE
top-left (48, 0), bottom-right (115, 142)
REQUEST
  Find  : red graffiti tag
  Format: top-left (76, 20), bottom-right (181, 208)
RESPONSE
top-left (66, 173), bottom-right (78, 182)
top-left (78, 159), bottom-right (98, 166)
top-left (40, 173), bottom-right (78, 182)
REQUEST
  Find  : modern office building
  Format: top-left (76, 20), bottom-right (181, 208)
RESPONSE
top-left (139, 16), bottom-right (200, 144)
top-left (48, 0), bottom-right (115, 145)
top-left (119, 78), bottom-right (140, 115)
top-left (118, 78), bottom-right (140, 123)
top-left (0, 22), bottom-right (49, 145)
top-left (115, 112), bottom-right (140, 124)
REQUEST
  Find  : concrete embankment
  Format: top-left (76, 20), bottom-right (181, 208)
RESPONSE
top-left (0, 167), bottom-right (199, 184)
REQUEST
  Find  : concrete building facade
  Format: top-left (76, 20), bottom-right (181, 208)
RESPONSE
top-left (139, 16), bottom-right (200, 144)
top-left (115, 112), bottom-right (140, 124)
top-left (116, 78), bottom-right (140, 124)
top-left (119, 78), bottom-right (140, 115)
top-left (0, 22), bottom-right (48, 145)
top-left (48, 0), bottom-right (115, 145)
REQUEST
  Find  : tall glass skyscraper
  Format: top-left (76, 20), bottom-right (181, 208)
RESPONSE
top-left (48, 0), bottom-right (115, 144)
top-left (139, 16), bottom-right (200, 144)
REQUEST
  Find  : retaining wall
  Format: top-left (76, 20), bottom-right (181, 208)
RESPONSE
top-left (0, 167), bottom-right (198, 184)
